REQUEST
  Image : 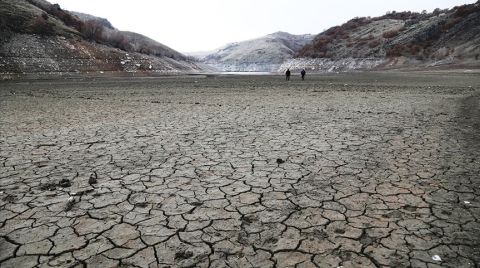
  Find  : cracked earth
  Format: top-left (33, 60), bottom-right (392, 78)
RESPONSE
top-left (0, 72), bottom-right (479, 267)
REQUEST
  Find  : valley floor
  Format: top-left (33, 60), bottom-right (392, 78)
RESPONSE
top-left (0, 72), bottom-right (479, 267)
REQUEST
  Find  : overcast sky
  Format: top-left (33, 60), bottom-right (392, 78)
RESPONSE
top-left (52, 0), bottom-right (475, 53)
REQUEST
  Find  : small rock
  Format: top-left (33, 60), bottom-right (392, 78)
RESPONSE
top-left (432, 255), bottom-right (442, 261)
top-left (175, 250), bottom-right (193, 260)
top-left (3, 195), bottom-right (16, 203)
top-left (464, 201), bottom-right (471, 204)
top-left (65, 196), bottom-right (75, 211)
top-left (190, 201), bottom-right (203, 207)
top-left (59, 179), bottom-right (71, 188)
top-left (276, 158), bottom-right (285, 164)
top-left (135, 202), bottom-right (148, 208)
top-left (89, 172), bottom-right (98, 185)
top-left (40, 183), bottom-right (56, 191)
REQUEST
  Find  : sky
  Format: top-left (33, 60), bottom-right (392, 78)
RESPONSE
top-left (52, 0), bottom-right (476, 53)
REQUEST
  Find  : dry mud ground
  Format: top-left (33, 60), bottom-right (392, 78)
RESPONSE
top-left (0, 72), bottom-right (479, 268)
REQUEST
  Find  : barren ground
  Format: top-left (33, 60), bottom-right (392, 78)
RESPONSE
top-left (0, 72), bottom-right (479, 268)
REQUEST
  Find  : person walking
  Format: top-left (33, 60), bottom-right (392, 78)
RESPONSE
top-left (301, 69), bottom-right (306, 80)
top-left (285, 69), bottom-right (291, 81)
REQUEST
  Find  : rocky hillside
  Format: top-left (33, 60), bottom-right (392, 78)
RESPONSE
top-left (199, 32), bottom-right (313, 72)
top-left (71, 11), bottom-right (115, 30)
top-left (0, 0), bottom-right (204, 75)
top-left (283, 1), bottom-right (480, 72)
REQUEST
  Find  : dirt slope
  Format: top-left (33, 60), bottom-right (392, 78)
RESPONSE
top-left (0, 0), bottom-right (204, 74)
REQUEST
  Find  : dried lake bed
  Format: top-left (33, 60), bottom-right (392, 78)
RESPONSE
top-left (0, 72), bottom-right (479, 267)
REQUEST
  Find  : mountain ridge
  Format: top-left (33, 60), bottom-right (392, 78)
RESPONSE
top-left (197, 31), bottom-right (314, 72)
top-left (198, 2), bottom-right (480, 72)
top-left (285, 1), bottom-right (480, 71)
top-left (2, 0), bottom-right (479, 75)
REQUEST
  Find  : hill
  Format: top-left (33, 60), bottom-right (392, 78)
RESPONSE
top-left (198, 32), bottom-right (314, 72)
top-left (282, 2), bottom-right (480, 72)
top-left (0, 0), bottom-right (204, 75)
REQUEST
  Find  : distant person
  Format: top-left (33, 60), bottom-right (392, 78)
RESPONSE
top-left (285, 69), bottom-right (291, 81)
top-left (301, 69), bottom-right (306, 80)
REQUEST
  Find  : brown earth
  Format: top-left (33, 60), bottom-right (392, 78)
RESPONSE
top-left (0, 72), bottom-right (479, 267)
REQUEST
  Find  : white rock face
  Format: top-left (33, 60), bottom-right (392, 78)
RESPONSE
top-left (200, 32), bottom-right (314, 72)
top-left (279, 58), bottom-right (386, 72)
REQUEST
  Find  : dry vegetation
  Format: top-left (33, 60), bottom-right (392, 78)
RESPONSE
top-left (296, 2), bottom-right (480, 62)
top-left (22, 0), bottom-right (185, 60)
top-left (385, 4), bottom-right (480, 59)
top-left (382, 30), bottom-right (400, 39)
top-left (296, 17), bottom-right (371, 58)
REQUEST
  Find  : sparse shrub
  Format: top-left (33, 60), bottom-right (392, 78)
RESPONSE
top-left (41, 2), bottom-right (84, 31)
top-left (118, 38), bottom-right (130, 51)
top-left (443, 17), bottom-right (462, 31)
top-left (30, 14), bottom-right (54, 34)
top-left (313, 36), bottom-right (332, 49)
top-left (103, 31), bottom-right (132, 51)
top-left (356, 40), bottom-right (367, 47)
top-left (365, 35), bottom-right (374, 40)
top-left (297, 16), bottom-right (374, 57)
top-left (61, 13), bottom-right (83, 30)
top-left (324, 25), bottom-right (349, 39)
top-left (408, 44), bottom-right (422, 55)
top-left (386, 42), bottom-right (430, 58)
top-left (383, 30), bottom-right (399, 39)
top-left (0, 15), bottom-right (8, 32)
top-left (386, 44), bottom-right (407, 57)
top-left (0, 15), bottom-right (14, 40)
top-left (368, 39), bottom-right (382, 48)
top-left (453, 4), bottom-right (480, 17)
top-left (341, 17), bottom-right (371, 31)
top-left (81, 20), bottom-right (104, 41)
top-left (375, 11), bottom-right (422, 21)
top-left (296, 43), bottom-right (328, 58)
top-left (139, 44), bottom-right (154, 54)
top-left (325, 26), bottom-right (342, 36)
